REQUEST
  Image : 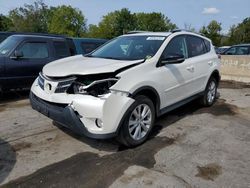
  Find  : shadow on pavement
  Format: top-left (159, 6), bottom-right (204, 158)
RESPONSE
top-left (53, 99), bottom-right (204, 151)
top-left (0, 139), bottom-right (16, 184)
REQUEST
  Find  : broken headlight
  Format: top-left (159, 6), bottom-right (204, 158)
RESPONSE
top-left (72, 78), bottom-right (118, 97)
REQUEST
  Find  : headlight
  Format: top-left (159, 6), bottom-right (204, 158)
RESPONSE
top-left (72, 78), bottom-right (118, 97)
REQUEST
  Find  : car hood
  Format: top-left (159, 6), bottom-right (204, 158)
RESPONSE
top-left (43, 55), bottom-right (143, 77)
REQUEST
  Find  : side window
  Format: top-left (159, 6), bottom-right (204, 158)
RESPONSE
top-left (162, 35), bottom-right (188, 58)
top-left (81, 42), bottom-right (101, 54)
top-left (187, 36), bottom-right (207, 57)
top-left (19, 42), bottom-right (49, 59)
top-left (53, 41), bottom-right (70, 58)
top-left (235, 46), bottom-right (249, 55)
top-left (224, 47), bottom-right (236, 55)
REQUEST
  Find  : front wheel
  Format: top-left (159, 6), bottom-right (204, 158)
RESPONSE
top-left (200, 77), bottom-right (218, 106)
top-left (117, 95), bottom-right (155, 147)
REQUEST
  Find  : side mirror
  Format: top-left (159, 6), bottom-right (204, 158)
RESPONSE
top-left (160, 54), bottom-right (185, 65)
top-left (10, 50), bottom-right (23, 59)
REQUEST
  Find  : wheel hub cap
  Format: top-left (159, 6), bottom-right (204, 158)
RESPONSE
top-left (207, 81), bottom-right (216, 103)
top-left (128, 104), bottom-right (152, 140)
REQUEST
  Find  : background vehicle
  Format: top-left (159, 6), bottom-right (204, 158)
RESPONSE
top-left (30, 30), bottom-right (220, 147)
top-left (221, 44), bottom-right (250, 55)
top-left (215, 46), bottom-right (230, 54)
top-left (0, 34), bottom-right (107, 91)
top-left (0, 31), bottom-right (67, 44)
top-left (73, 38), bottom-right (107, 54)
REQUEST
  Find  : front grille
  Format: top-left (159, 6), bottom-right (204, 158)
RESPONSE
top-left (55, 79), bottom-right (75, 93)
top-left (38, 72), bottom-right (76, 93)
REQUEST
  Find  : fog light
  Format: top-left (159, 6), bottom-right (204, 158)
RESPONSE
top-left (95, 119), bottom-right (103, 128)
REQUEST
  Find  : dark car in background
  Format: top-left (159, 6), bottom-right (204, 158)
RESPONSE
top-left (215, 46), bottom-right (230, 54)
top-left (0, 32), bottom-right (69, 44)
top-left (73, 38), bottom-right (107, 54)
top-left (221, 44), bottom-right (250, 55)
top-left (0, 34), bottom-right (107, 92)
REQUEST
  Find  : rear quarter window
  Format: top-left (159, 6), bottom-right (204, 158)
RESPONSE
top-left (203, 39), bottom-right (211, 52)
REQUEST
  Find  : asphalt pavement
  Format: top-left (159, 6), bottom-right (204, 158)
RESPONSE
top-left (0, 81), bottom-right (250, 188)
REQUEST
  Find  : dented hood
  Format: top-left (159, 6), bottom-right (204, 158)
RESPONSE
top-left (43, 55), bottom-right (143, 77)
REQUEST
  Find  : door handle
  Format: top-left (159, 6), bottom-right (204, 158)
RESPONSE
top-left (186, 66), bottom-right (194, 72)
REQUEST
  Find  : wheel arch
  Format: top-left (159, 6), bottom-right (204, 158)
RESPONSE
top-left (130, 86), bottom-right (161, 117)
top-left (209, 69), bottom-right (221, 84)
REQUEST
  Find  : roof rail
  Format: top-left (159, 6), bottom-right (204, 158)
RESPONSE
top-left (171, 29), bottom-right (194, 33)
top-left (171, 29), bottom-right (205, 36)
top-left (126, 30), bottom-right (149, 34)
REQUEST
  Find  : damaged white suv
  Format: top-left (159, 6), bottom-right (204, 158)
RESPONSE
top-left (30, 30), bottom-right (220, 146)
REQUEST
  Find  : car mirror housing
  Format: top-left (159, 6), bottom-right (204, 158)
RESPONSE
top-left (10, 50), bottom-right (23, 59)
top-left (160, 54), bottom-right (185, 65)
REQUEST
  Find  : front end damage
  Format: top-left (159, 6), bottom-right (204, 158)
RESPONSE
top-left (30, 72), bottom-right (135, 139)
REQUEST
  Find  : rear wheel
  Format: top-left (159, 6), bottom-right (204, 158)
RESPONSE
top-left (117, 95), bottom-right (155, 147)
top-left (200, 77), bottom-right (218, 106)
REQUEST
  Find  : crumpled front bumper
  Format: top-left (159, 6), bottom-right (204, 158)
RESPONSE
top-left (30, 92), bottom-right (117, 139)
top-left (30, 78), bottom-right (135, 139)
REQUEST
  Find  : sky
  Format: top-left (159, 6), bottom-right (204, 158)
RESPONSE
top-left (0, 0), bottom-right (249, 33)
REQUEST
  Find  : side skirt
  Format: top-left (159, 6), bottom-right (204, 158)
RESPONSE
top-left (158, 91), bottom-right (204, 117)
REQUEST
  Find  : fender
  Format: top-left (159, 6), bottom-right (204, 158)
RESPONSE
top-left (130, 86), bottom-right (161, 117)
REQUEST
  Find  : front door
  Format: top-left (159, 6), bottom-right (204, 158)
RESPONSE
top-left (5, 40), bottom-right (52, 88)
top-left (157, 35), bottom-right (195, 107)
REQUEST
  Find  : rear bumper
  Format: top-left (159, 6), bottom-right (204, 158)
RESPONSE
top-left (29, 92), bottom-right (116, 139)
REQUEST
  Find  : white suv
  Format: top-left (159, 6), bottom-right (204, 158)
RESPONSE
top-left (30, 30), bottom-right (220, 147)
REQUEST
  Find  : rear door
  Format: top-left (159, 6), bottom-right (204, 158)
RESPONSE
top-left (186, 35), bottom-right (212, 93)
top-left (5, 38), bottom-right (52, 88)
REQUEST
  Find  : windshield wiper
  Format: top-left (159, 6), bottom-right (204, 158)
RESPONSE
top-left (101, 56), bottom-right (122, 60)
top-left (84, 54), bottom-right (93, 57)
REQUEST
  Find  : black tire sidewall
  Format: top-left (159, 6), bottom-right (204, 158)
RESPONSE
top-left (119, 95), bottom-right (155, 147)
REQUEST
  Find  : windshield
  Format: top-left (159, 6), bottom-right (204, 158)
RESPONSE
top-left (0, 36), bottom-right (19, 56)
top-left (89, 35), bottom-right (166, 60)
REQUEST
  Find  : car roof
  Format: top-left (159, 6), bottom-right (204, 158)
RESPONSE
top-left (122, 30), bottom-right (211, 42)
top-left (9, 34), bottom-right (65, 40)
top-left (0, 31), bottom-right (65, 37)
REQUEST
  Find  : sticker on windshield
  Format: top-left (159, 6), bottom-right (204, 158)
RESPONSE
top-left (146, 37), bottom-right (165, 41)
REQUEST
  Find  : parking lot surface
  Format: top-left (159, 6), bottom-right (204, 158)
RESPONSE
top-left (0, 81), bottom-right (250, 188)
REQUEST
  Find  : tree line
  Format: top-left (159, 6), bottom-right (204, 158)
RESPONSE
top-left (0, 0), bottom-right (249, 46)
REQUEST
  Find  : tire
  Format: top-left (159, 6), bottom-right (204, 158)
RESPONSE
top-left (200, 77), bottom-right (218, 106)
top-left (117, 95), bottom-right (155, 147)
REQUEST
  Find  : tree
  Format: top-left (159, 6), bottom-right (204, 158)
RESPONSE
top-left (0, 14), bottom-right (13, 31)
top-left (87, 9), bottom-right (177, 39)
top-left (136, 12), bottom-right (177, 32)
top-left (8, 0), bottom-right (49, 32)
top-left (200, 20), bottom-right (222, 46)
top-left (48, 5), bottom-right (86, 37)
top-left (227, 17), bottom-right (250, 45)
top-left (88, 8), bottom-right (136, 39)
